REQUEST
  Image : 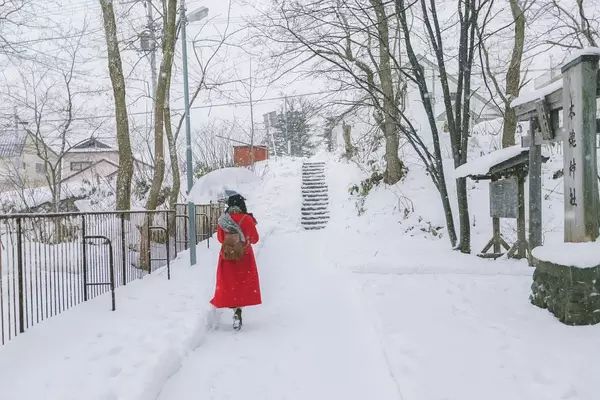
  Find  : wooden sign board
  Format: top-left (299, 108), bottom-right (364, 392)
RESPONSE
top-left (490, 178), bottom-right (518, 219)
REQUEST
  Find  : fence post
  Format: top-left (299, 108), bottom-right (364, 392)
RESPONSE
top-left (147, 218), bottom-right (152, 274)
top-left (188, 202), bottom-right (197, 266)
top-left (16, 218), bottom-right (24, 334)
top-left (120, 213), bottom-right (126, 286)
top-left (81, 215), bottom-right (88, 302)
top-left (171, 211), bottom-right (177, 258)
top-left (183, 206), bottom-right (188, 250)
top-left (108, 240), bottom-right (115, 312)
top-left (166, 222), bottom-right (171, 281)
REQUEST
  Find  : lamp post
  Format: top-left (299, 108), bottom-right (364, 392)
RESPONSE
top-left (181, 1), bottom-right (208, 266)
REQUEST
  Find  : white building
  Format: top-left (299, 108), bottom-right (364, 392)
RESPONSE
top-left (61, 138), bottom-right (152, 186)
top-left (0, 127), bottom-right (58, 190)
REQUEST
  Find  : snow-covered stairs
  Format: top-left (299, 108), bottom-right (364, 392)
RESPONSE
top-left (301, 162), bottom-right (329, 230)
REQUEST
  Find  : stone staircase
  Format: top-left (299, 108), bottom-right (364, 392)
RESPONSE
top-left (301, 162), bottom-right (329, 230)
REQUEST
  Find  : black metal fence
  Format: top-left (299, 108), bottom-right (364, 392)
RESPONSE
top-left (0, 204), bottom-right (222, 346)
top-left (174, 203), bottom-right (223, 250)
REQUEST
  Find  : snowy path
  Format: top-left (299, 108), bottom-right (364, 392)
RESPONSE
top-left (157, 229), bottom-right (402, 400)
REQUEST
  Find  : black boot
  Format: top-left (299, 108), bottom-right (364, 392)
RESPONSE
top-left (233, 308), bottom-right (242, 331)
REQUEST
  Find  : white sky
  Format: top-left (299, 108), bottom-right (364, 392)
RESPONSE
top-left (0, 0), bottom-right (598, 158)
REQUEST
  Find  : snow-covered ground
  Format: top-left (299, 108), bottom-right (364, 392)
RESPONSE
top-left (0, 154), bottom-right (598, 400)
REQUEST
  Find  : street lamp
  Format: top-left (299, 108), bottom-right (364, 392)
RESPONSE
top-left (181, 1), bottom-right (208, 266)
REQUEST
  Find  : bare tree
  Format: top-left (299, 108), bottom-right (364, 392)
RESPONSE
top-left (2, 27), bottom-right (104, 213)
top-left (0, 0), bottom-right (31, 57)
top-left (396, 0), bottom-right (494, 253)
top-left (479, 0), bottom-right (535, 148)
top-left (100, 0), bottom-right (134, 210)
top-left (191, 121), bottom-right (237, 173)
top-left (257, 0), bottom-right (461, 246)
top-left (164, 0), bottom-right (236, 209)
top-left (258, 0), bottom-right (406, 184)
top-left (540, 0), bottom-right (599, 49)
top-left (145, 0), bottom-right (178, 211)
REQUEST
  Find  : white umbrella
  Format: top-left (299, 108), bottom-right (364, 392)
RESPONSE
top-left (187, 167), bottom-right (260, 204)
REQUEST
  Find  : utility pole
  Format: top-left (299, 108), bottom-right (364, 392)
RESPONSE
top-left (284, 96), bottom-right (290, 156)
top-left (146, 0), bottom-right (158, 97)
top-left (249, 59), bottom-right (256, 169)
top-left (181, 0), bottom-right (197, 266)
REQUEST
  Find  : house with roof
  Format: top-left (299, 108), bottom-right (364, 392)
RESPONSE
top-left (0, 126), bottom-right (57, 190)
top-left (61, 138), bottom-right (152, 186)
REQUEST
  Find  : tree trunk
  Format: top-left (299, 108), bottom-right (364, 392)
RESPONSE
top-left (454, 2), bottom-right (478, 254)
top-left (164, 77), bottom-right (180, 210)
top-left (342, 122), bottom-right (355, 159)
top-left (100, 0), bottom-right (133, 211)
top-left (396, 0), bottom-right (458, 247)
top-left (502, 0), bottom-right (525, 148)
top-left (456, 177), bottom-right (471, 252)
top-left (145, 0), bottom-right (177, 211)
top-left (371, 0), bottom-right (404, 184)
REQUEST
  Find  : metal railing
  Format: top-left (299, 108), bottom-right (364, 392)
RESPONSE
top-left (175, 202), bottom-right (223, 250)
top-left (0, 205), bottom-right (222, 346)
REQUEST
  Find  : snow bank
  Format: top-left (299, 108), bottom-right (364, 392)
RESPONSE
top-left (0, 250), bottom-right (219, 400)
top-left (187, 167), bottom-right (260, 204)
top-left (0, 180), bottom-right (94, 211)
top-left (532, 242), bottom-right (600, 268)
top-left (321, 153), bottom-right (600, 400)
top-left (454, 145), bottom-right (527, 178)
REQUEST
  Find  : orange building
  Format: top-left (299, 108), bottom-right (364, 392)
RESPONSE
top-left (233, 145), bottom-right (269, 167)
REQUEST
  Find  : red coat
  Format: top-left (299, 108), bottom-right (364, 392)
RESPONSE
top-left (210, 213), bottom-right (262, 308)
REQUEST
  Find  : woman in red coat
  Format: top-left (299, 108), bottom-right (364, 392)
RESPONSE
top-left (210, 194), bottom-right (261, 330)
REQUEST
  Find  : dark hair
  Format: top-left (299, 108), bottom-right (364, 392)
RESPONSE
top-left (227, 194), bottom-right (247, 214)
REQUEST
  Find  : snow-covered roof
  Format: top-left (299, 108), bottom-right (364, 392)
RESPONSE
top-left (511, 79), bottom-right (563, 108)
top-left (454, 146), bottom-right (528, 178)
top-left (0, 127), bottom-right (27, 157)
top-left (532, 242), bottom-right (600, 269)
top-left (67, 137), bottom-right (115, 153)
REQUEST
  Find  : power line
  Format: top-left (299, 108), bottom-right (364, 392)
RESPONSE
top-left (9, 89), bottom-right (340, 123)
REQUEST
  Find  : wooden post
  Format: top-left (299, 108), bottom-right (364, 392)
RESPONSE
top-left (561, 54), bottom-right (600, 243)
top-left (490, 177), bottom-right (501, 254)
top-left (492, 217), bottom-right (501, 253)
top-left (517, 173), bottom-right (527, 259)
top-left (528, 118), bottom-right (543, 250)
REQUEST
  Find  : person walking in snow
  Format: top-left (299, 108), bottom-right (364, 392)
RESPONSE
top-left (210, 193), bottom-right (261, 331)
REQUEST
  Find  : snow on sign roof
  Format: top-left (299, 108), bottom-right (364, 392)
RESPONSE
top-left (454, 146), bottom-right (527, 179)
top-left (562, 47), bottom-right (600, 69)
top-left (511, 47), bottom-right (600, 108)
top-left (532, 242), bottom-right (600, 269)
top-left (511, 79), bottom-right (563, 108)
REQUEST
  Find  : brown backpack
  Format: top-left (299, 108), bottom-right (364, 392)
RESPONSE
top-left (222, 217), bottom-right (247, 261)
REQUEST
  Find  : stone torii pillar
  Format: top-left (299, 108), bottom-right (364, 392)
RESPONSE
top-left (561, 54), bottom-right (600, 242)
